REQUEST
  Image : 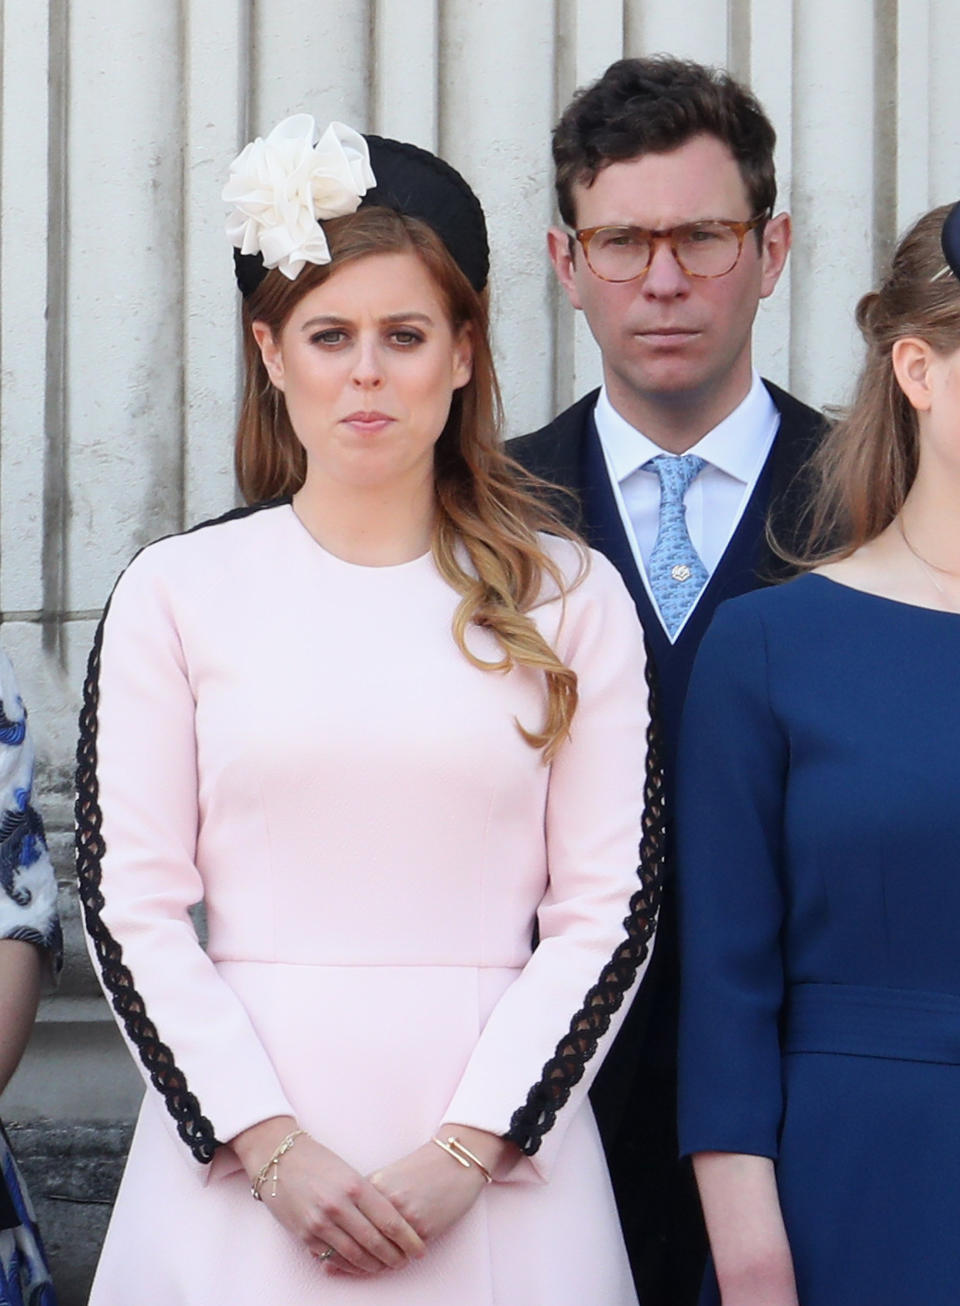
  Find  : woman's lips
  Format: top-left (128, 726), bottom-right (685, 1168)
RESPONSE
top-left (342, 411), bottom-right (394, 433)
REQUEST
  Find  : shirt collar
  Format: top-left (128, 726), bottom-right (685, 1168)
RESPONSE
top-left (594, 370), bottom-right (779, 486)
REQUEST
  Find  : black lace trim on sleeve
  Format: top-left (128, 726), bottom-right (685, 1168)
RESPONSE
top-left (75, 606), bottom-right (220, 1165)
top-left (504, 641), bottom-right (666, 1156)
top-left (73, 501), bottom-right (286, 1167)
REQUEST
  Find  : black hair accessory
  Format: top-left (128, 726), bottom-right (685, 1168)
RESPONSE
top-left (233, 132), bottom-right (488, 298)
top-left (362, 136), bottom-right (488, 293)
top-left (942, 202), bottom-right (960, 281)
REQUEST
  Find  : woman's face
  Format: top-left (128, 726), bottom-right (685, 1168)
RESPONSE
top-left (254, 250), bottom-right (473, 493)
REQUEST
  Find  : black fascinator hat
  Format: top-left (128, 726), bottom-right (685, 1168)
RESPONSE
top-left (941, 202), bottom-right (960, 282)
top-left (230, 121), bottom-right (488, 299)
top-left (362, 136), bottom-right (489, 294)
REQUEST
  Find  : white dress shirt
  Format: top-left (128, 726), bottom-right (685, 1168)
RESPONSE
top-left (594, 371), bottom-right (780, 641)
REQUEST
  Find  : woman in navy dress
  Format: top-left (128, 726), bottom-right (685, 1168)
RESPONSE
top-left (677, 202), bottom-right (960, 1306)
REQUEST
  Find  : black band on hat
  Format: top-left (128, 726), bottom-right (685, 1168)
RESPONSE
top-left (942, 202), bottom-right (960, 281)
top-left (233, 133), bottom-right (489, 298)
top-left (361, 136), bottom-right (488, 293)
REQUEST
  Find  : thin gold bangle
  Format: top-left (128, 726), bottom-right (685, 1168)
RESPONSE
top-left (432, 1136), bottom-right (470, 1169)
top-left (432, 1135), bottom-right (493, 1183)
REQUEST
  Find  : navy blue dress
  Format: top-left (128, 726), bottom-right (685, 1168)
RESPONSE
top-left (676, 574), bottom-right (960, 1306)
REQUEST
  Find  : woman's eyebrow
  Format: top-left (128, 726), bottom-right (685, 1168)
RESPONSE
top-left (299, 311), bottom-right (436, 330)
top-left (300, 314), bottom-right (349, 330)
top-left (382, 312), bottom-right (435, 325)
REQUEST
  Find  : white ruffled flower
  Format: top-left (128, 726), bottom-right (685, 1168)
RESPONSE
top-left (224, 115), bottom-right (376, 281)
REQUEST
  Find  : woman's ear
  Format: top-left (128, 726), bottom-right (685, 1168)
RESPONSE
top-left (251, 321), bottom-right (285, 390)
top-left (452, 323), bottom-right (473, 391)
top-left (891, 336), bottom-right (935, 412)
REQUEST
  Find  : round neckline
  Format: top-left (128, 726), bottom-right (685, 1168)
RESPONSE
top-left (283, 502), bottom-right (435, 574)
top-left (804, 570), bottom-right (960, 617)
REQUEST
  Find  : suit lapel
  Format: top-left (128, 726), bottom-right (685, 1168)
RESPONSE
top-left (762, 380), bottom-right (824, 574)
top-left (578, 415), bottom-right (645, 599)
top-left (507, 390), bottom-right (596, 523)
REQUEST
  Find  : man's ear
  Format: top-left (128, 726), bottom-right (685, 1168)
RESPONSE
top-left (547, 227), bottom-right (585, 311)
top-left (251, 320), bottom-right (285, 390)
top-left (759, 211), bottom-right (791, 300)
top-left (892, 336), bottom-right (936, 413)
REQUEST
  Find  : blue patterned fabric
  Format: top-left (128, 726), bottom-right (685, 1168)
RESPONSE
top-left (644, 455), bottom-right (709, 638)
top-left (0, 650), bottom-right (60, 1304)
top-left (0, 653), bottom-right (61, 967)
top-left (0, 1131), bottom-right (56, 1306)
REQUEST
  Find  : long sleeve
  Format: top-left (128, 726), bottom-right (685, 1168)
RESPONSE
top-left (0, 650), bottom-right (61, 971)
top-left (76, 542), bottom-right (294, 1173)
top-left (676, 600), bottom-right (788, 1160)
top-left (442, 551), bottom-right (662, 1180)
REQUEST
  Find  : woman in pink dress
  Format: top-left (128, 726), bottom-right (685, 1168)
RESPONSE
top-left (77, 117), bottom-right (661, 1305)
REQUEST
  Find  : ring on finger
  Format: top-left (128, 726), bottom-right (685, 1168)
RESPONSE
top-left (316, 1247), bottom-right (335, 1263)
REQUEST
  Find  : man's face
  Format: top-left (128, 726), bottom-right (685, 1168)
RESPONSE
top-left (548, 133), bottom-right (790, 431)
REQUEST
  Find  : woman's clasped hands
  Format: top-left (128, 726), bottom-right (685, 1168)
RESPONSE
top-left (233, 1116), bottom-right (514, 1277)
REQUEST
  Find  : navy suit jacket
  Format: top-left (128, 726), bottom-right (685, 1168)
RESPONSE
top-left (510, 380), bottom-right (824, 1137)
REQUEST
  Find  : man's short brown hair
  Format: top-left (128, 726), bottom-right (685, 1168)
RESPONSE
top-left (553, 56), bottom-right (778, 228)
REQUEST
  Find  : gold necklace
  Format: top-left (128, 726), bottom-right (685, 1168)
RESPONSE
top-left (897, 517), bottom-right (960, 611)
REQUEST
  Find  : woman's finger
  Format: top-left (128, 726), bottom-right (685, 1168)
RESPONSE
top-left (333, 1202), bottom-right (411, 1271)
top-left (308, 1226), bottom-right (384, 1275)
top-left (358, 1181), bottom-right (427, 1258)
top-left (310, 1244), bottom-right (362, 1276)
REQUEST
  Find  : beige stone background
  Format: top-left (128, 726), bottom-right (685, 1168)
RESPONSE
top-left (1, 0), bottom-right (958, 1300)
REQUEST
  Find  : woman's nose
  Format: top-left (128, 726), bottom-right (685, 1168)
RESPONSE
top-left (350, 339), bottom-right (385, 388)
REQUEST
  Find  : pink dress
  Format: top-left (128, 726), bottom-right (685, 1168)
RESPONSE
top-left (77, 500), bottom-right (656, 1305)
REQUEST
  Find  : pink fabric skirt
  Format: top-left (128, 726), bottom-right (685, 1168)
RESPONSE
top-left (89, 961), bottom-right (638, 1305)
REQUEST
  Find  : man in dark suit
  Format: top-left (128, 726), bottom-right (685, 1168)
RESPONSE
top-left (510, 56), bottom-right (823, 1306)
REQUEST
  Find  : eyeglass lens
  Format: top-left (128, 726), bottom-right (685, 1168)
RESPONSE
top-left (586, 222), bottom-right (745, 281)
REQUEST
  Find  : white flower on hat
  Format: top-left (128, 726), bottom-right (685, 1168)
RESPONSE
top-left (223, 115), bottom-right (376, 281)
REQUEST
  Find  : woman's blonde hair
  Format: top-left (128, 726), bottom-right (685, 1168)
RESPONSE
top-left (235, 205), bottom-right (585, 760)
top-left (788, 204), bottom-right (960, 566)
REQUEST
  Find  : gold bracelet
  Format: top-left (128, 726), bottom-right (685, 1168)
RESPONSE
top-left (250, 1128), bottom-right (306, 1201)
top-left (431, 1135), bottom-right (494, 1184)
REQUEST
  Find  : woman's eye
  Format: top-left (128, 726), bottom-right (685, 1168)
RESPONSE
top-left (311, 329), bottom-right (347, 345)
top-left (390, 329), bottom-right (425, 346)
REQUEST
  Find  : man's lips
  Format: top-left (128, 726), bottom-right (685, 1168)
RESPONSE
top-left (633, 327), bottom-right (701, 340)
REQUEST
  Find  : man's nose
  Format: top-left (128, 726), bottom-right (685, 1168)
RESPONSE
top-left (642, 236), bottom-right (690, 297)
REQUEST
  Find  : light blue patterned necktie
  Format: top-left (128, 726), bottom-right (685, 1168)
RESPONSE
top-left (644, 454), bottom-right (709, 637)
